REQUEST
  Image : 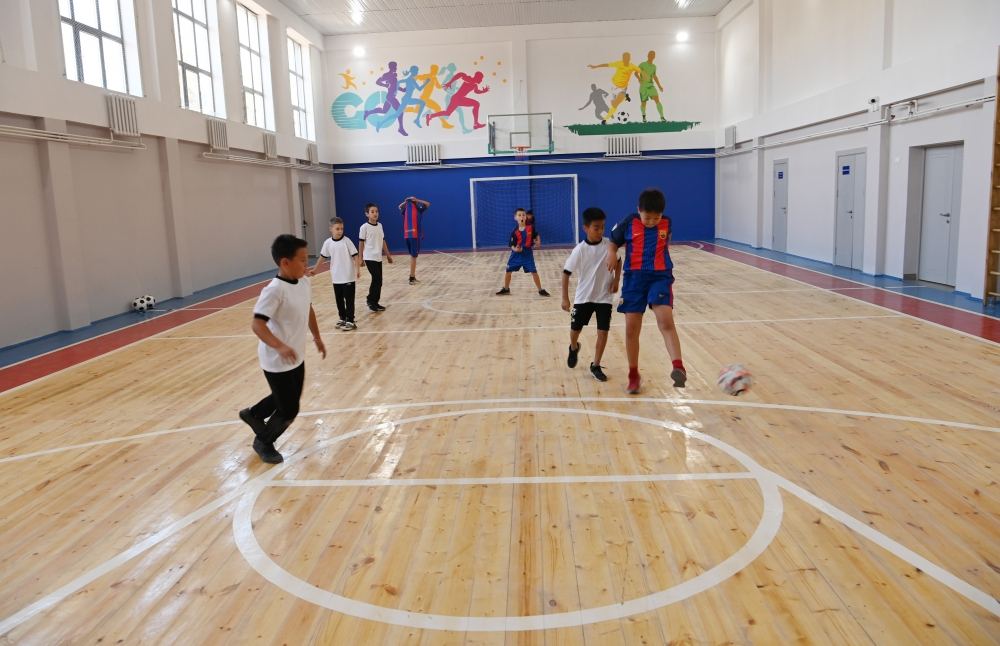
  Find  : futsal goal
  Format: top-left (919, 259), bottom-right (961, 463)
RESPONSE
top-left (468, 174), bottom-right (579, 250)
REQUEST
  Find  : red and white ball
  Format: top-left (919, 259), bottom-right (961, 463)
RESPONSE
top-left (717, 364), bottom-right (753, 396)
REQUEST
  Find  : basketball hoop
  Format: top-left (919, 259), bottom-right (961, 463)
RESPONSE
top-left (513, 145), bottom-right (529, 161)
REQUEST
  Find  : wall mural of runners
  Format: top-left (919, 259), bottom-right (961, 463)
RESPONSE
top-left (329, 52), bottom-right (506, 137)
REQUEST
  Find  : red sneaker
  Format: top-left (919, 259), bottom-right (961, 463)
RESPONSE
top-left (626, 371), bottom-right (642, 394)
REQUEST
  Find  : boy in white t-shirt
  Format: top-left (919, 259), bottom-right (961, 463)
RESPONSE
top-left (239, 234), bottom-right (326, 464)
top-left (561, 207), bottom-right (621, 382)
top-left (358, 203), bottom-right (394, 312)
top-left (313, 217), bottom-right (361, 330)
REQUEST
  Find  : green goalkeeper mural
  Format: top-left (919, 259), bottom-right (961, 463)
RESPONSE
top-left (567, 50), bottom-right (699, 136)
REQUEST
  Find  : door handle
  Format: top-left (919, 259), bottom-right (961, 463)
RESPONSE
top-left (938, 213), bottom-right (950, 217)
top-left (847, 210), bottom-right (853, 214)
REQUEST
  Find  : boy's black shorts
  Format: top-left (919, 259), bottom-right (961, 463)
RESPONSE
top-left (570, 302), bottom-right (612, 331)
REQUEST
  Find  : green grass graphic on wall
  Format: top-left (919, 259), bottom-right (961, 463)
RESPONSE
top-left (565, 121), bottom-right (700, 136)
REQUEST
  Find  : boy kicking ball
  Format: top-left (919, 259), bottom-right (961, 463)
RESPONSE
top-left (607, 188), bottom-right (686, 394)
top-left (561, 207), bottom-right (621, 381)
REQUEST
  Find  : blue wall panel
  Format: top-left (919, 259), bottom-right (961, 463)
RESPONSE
top-left (332, 151), bottom-right (715, 253)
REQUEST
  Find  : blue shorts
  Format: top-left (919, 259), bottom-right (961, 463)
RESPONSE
top-left (405, 238), bottom-right (420, 257)
top-left (506, 250), bottom-right (537, 273)
top-left (617, 271), bottom-right (674, 313)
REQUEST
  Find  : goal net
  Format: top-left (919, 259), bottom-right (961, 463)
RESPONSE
top-left (469, 174), bottom-right (578, 250)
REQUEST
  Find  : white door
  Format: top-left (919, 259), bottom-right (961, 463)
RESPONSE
top-left (918, 146), bottom-right (963, 285)
top-left (834, 152), bottom-right (866, 270)
top-left (773, 161), bottom-right (788, 252)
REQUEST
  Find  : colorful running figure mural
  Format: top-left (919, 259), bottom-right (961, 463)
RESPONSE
top-left (425, 70), bottom-right (489, 129)
top-left (579, 84), bottom-right (611, 121)
top-left (440, 63), bottom-right (473, 133)
top-left (374, 64), bottom-right (427, 136)
top-left (638, 50), bottom-right (665, 122)
top-left (587, 52), bottom-right (641, 124)
top-left (408, 63), bottom-right (453, 129)
top-left (363, 61), bottom-right (401, 129)
top-left (338, 69), bottom-right (358, 90)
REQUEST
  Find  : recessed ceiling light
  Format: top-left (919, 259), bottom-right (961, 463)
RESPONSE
top-left (350, 7), bottom-right (364, 25)
top-left (676, 31), bottom-right (690, 43)
top-left (675, 0), bottom-right (692, 8)
top-left (352, 45), bottom-right (365, 57)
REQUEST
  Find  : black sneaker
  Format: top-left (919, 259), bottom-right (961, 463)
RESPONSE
top-left (496, 287), bottom-right (510, 295)
top-left (590, 363), bottom-right (608, 382)
top-left (252, 438), bottom-right (283, 464)
top-left (409, 276), bottom-right (417, 284)
top-left (670, 367), bottom-right (687, 388)
top-left (374, 304), bottom-right (386, 311)
top-left (567, 343), bottom-right (580, 368)
top-left (239, 408), bottom-right (266, 437)
top-left (538, 289), bottom-right (551, 297)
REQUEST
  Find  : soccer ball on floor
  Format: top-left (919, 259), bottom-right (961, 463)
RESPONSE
top-left (131, 294), bottom-right (156, 313)
top-left (717, 364), bottom-right (753, 396)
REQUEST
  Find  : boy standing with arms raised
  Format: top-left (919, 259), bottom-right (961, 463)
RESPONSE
top-left (398, 195), bottom-right (431, 284)
top-left (240, 234), bottom-right (326, 464)
top-left (562, 207), bottom-right (621, 381)
top-left (607, 188), bottom-right (686, 394)
top-left (359, 203), bottom-right (393, 311)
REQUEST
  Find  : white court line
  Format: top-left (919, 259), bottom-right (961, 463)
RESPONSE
top-left (1, 401), bottom-right (997, 635)
top-left (707, 242), bottom-right (1000, 323)
top-left (2, 395), bottom-right (995, 467)
top-left (433, 250), bottom-right (477, 265)
top-left (148, 313), bottom-right (905, 340)
top-left (271, 472), bottom-right (756, 487)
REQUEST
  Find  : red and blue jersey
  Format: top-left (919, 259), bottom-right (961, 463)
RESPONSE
top-left (509, 225), bottom-right (538, 250)
top-left (401, 200), bottom-right (427, 239)
top-left (609, 213), bottom-right (673, 273)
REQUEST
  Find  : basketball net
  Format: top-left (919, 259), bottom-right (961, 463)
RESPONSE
top-left (514, 145), bottom-right (528, 162)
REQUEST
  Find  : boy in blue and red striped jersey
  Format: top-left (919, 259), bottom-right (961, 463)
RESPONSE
top-left (496, 207), bottom-right (551, 297)
top-left (607, 188), bottom-right (686, 394)
top-left (398, 196), bottom-right (431, 284)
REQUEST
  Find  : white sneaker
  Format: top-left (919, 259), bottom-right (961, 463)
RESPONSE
top-left (335, 320), bottom-right (346, 330)
top-left (343, 321), bottom-right (357, 330)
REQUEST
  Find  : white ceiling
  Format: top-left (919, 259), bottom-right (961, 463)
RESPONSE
top-left (279, 0), bottom-right (732, 36)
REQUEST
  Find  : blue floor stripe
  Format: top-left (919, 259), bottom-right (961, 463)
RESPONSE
top-left (710, 239), bottom-right (999, 316)
top-left (0, 268), bottom-right (276, 369)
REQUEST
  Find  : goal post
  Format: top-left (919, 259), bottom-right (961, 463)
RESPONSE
top-left (469, 174), bottom-right (579, 250)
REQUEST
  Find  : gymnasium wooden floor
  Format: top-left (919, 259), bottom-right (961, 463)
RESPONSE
top-left (1, 244), bottom-right (998, 644)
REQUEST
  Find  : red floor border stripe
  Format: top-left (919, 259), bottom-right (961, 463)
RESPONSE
top-left (0, 281), bottom-right (270, 394)
top-left (694, 242), bottom-right (1000, 343)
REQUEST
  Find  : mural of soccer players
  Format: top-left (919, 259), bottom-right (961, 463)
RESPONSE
top-left (638, 50), bottom-right (666, 122)
top-left (587, 52), bottom-right (641, 124)
top-left (579, 84), bottom-right (611, 122)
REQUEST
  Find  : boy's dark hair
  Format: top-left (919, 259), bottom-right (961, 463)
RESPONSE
top-left (582, 207), bottom-right (606, 225)
top-left (638, 188), bottom-right (666, 214)
top-left (330, 217), bottom-right (344, 225)
top-left (365, 202), bottom-right (378, 213)
top-left (514, 207), bottom-right (526, 214)
top-left (271, 234), bottom-right (307, 265)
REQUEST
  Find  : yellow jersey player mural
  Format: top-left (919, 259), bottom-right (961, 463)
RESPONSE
top-left (567, 49), bottom-right (699, 136)
top-left (587, 52), bottom-right (641, 125)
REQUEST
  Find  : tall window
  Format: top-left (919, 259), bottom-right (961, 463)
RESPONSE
top-left (58, 0), bottom-right (141, 95)
top-left (288, 37), bottom-right (315, 141)
top-left (236, 4), bottom-right (272, 130)
top-left (172, 0), bottom-right (224, 117)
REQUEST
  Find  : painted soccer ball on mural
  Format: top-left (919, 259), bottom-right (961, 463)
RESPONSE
top-left (616, 111), bottom-right (630, 123)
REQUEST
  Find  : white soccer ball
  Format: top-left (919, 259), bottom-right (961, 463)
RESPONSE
top-left (717, 364), bottom-right (753, 396)
top-left (131, 296), bottom-right (149, 312)
top-left (143, 294), bottom-right (156, 308)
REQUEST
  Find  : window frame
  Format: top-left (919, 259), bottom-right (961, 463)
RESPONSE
top-left (172, 0), bottom-right (223, 117)
top-left (236, 3), bottom-right (270, 130)
top-left (287, 36), bottom-right (314, 140)
top-left (59, 0), bottom-right (132, 94)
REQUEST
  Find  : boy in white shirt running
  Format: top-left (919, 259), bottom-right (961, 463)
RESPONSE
top-left (239, 235), bottom-right (326, 464)
top-left (313, 217), bottom-right (361, 330)
top-left (561, 207), bottom-right (621, 381)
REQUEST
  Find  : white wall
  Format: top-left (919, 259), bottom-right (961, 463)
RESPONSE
top-left (714, 0), bottom-right (999, 299)
top-left (323, 18), bottom-right (719, 163)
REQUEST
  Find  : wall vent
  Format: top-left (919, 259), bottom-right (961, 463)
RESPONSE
top-left (207, 118), bottom-right (228, 152)
top-left (106, 94), bottom-right (140, 137)
top-left (406, 143), bottom-right (440, 165)
top-left (263, 132), bottom-right (278, 159)
top-left (605, 135), bottom-right (640, 157)
top-left (306, 142), bottom-right (319, 164)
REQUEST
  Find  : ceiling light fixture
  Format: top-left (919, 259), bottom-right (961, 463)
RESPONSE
top-left (350, 4), bottom-right (364, 25)
top-left (352, 45), bottom-right (365, 58)
top-left (675, 0), bottom-right (692, 9)
top-left (676, 31), bottom-right (690, 43)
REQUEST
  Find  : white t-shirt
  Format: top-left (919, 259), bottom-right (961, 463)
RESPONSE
top-left (563, 238), bottom-right (615, 304)
top-left (319, 236), bottom-right (359, 284)
top-left (253, 276), bottom-right (312, 373)
top-left (359, 222), bottom-right (385, 261)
